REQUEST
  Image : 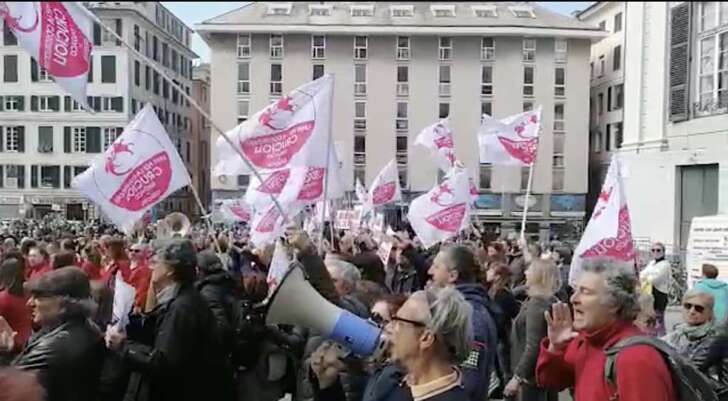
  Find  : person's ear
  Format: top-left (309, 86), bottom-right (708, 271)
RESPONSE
top-left (419, 330), bottom-right (436, 351)
top-left (448, 269), bottom-right (459, 284)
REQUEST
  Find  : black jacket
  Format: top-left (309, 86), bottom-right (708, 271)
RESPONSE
top-left (12, 317), bottom-right (105, 401)
top-left (195, 270), bottom-right (239, 354)
top-left (386, 265), bottom-right (420, 295)
top-left (118, 284), bottom-right (234, 401)
top-left (351, 251), bottom-right (386, 285)
top-left (694, 325), bottom-right (728, 396)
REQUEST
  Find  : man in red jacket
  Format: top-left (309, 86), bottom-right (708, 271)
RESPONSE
top-left (536, 259), bottom-right (676, 401)
top-left (25, 246), bottom-right (51, 281)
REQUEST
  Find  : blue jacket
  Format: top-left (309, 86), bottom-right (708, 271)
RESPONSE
top-left (694, 279), bottom-right (728, 323)
top-left (455, 283), bottom-right (499, 401)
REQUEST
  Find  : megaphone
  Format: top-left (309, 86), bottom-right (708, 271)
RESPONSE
top-left (266, 263), bottom-right (387, 357)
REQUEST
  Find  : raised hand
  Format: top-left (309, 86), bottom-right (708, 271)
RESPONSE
top-left (0, 316), bottom-right (17, 352)
top-left (310, 341), bottom-right (347, 389)
top-left (544, 302), bottom-right (578, 352)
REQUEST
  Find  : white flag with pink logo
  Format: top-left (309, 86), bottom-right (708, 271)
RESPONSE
top-left (367, 160), bottom-right (402, 208)
top-left (214, 75), bottom-right (334, 176)
top-left (1, 2), bottom-right (93, 108)
top-left (415, 118), bottom-right (458, 172)
top-left (249, 203), bottom-right (290, 247)
top-left (355, 178), bottom-right (368, 204)
top-left (72, 104), bottom-right (191, 232)
top-left (478, 107), bottom-right (542, 166)
top-left (219, 198), bottom-right (253, 223)
top-left (569, 156), bottom-right (635, 284)
top-left (407, 169), bottom-right (471, 248)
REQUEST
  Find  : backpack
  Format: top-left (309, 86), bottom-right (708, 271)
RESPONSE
top-left (604, 335), bottom-right (719, 401)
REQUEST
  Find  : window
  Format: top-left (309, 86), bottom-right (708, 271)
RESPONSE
top-left (554, 103), bottom-right (565, 132)
top-left (523, 66), bottom-right (534, 97)
top-left (397, 65), bottom-right (409, 96)
top-left (613, 84), bottom-right (624, 110)
top-left (613, 122), bottom-right (623, 149)
top-left (520, 167), bottom-right (530, 190)
top-left (439, 103), bottom-right (450, 119)
top-left (599, 55), bottom-right (605, 77)
top-left (552, 168), bottom-right (564, 191)
top-left (101, 55), bottom-right (116, 83)
top-left (354, 64), bottom-right (367, 96)
top-left (5, 126), bottom-right (20, 152)
top-left (390, 5), bottom-right (414, 18)
top-left (270, 64), bottom-right (282, 95)
top-left (607, 87), bottom-right (613, 112)
top-left (697, 28), bottom-right (728, 111)
top-left (134, 25), bottom-right (140, 51)
top-left (3, 22), bottom-right (17, 45)
top-left (38, 96), bottom-right (60, 112)
top-left (312, 35), bottom-right (326, 59)
top-left (30, 58), bottom-right (52, 82)
top-left (598, 93), bottom-right (604, 114)
top-left (592, 131), bottom-right (603, 153)
top-left (354, 135), bottom-right (366, 166)
top-left (270, 34), bottom-right (284, 58)
top-left (351, 5), bottom-right (374, 17)
top-left (431, 5), bottom-right (456, 17)
top-left (605, 124), bottom-right (613, 151)
top-left (396, 102), bottom-right (408, 131)
top-left (101, 18), bottom-right (117, 45)
top-left (3, 96), bottom-right (22, 111)
top-left (3, 165), bottom-right (22, 188)
top-left (313, 64), bottom-right (325, 80)
top-left (40, 166), bottom-right (60, 189)
top-left (237, 100), bottom-right (249, 123)
top-left (238, 63), bottom-right (250, 94)
top-left (510, 5), bottom-right (535, 18)
top-left (555, 39), bottom-right (567, 63)
top-left (145, 66), bottom-right (151, 90)
top-left (699, 2), bottom-right (723, 32)
top-left (162, 43), bottom-right (169, 67)
top-left (614, 12), bottom-right (623, 32)
top-left (397, 36), bottom-right (410, 60)
top-left (309, 4), bottom-right (332, 16)
top-left (134, 61), bottom-right (140, 86)
top-left (103, 127), bottom-right (118, 151)
top-left (396, 136), bottom-right (408, 162)
top-left (152, 35), bottom-right (159, 61)
top-left (72, 127), bottom-right (86, 153)
top-left (237, 34), bottom-right (251, 58)
top-left (523, 38), bottom-right (536, 61)
top-left (398, 165), bottom-right (408, 189)
top-left (236, 175), bottom-right (250, 188)
top-left (613, 45), bottom-right (622, 71)
top-left (3, 55), bottom-right (17, 82)
top-left (472, 5), bottom-right (497, 18)
top-left (439, 37), bottom-right (452, 60)
top-left (481, 66), bottom-right (493, 96)
top-left (267, 3), bottom-right (292, 15)
top-left (354, 101), bottom-right (367, 131)
top-left (481, 37), bottom-right (495, 61)
top-left (555, 67), bottom-right (565, 97)
top-left (438, 65), bottom-right (451, 97)
top-left (481, 101), bottom-right (492, 119)
top-left (354, 36), bottom-right (368, 59)
top-left (163, 80), bottom-right (169, 99)
top-left (523, 102), bottom-right (533, 112)
top-left (479, 164), bottom-right (492, 190)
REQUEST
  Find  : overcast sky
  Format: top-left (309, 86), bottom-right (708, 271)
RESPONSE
top-left (162, 2), bottom-right (594, 63)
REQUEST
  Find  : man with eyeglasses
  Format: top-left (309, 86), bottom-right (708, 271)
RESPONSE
top-left (639, 242), bottom-right (672, 335)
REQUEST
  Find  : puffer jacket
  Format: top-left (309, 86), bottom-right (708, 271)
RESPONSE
top-left (455, 283), bottom-right (499, 401)
top-left (693, 324), bottom-right (728, 397)
top-left (195, 270), bottom-right (239, 355)
top-left (12, 317), bottom-right (105, 401)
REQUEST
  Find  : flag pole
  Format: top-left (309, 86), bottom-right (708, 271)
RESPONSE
top-left (188, 184), bottom-right (223, 256)
top-left (318, 74), bottom-right (335, 255)
top-left (78, 7), bottom-right (290, 223)
top-left (520, 162), bottom-right (534, 242)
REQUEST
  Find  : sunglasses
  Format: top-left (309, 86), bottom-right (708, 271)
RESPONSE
top-left (683, 302), bottom-right (706, 314)
top-left (651, 249), bottom-right (663, 253)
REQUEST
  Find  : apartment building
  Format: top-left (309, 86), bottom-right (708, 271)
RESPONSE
top-left (191, 63), bottom-right (211, 211)
top-left (197, 2), bottom-right (602, 239)
top-left (0, 2), bottom-right (197, 220)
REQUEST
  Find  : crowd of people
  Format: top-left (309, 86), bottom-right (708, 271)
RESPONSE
top-left (0, 218), bottom-right (726, 401)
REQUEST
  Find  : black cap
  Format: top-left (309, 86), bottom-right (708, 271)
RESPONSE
top-left (26, 266), bottom-right (91, 299)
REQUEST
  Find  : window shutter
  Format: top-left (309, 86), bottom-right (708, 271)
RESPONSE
top-left (115, 19), bottom-right (122, 46)
top-left (49, 96), bottom-right (59, 112)
top-left (87, 127), bottom-right (101, 153)
top-left (88, 57), bottom-right (93, 82)
top-left (93, 23), bottom-right (101, 46)
top-left (17, 126), bottom-right (24, 152)
top-left (30, 58), bottom-right (38, 82)
top-left (0, 166), bottom-right (3, 188)
top-left (63, 166), bottom-right (72, 189)
top-left (669, 3), bottom-right (691, 122)
top-left (16, 96), bottom-right (23, 111)
top-left (0, 126), bottom-right (3, 152)
top-left (64, 96), bottom-right (71, 112)
top-left (111, 97), bottom-right (123, 112)
top-left (0, 96), bottom-right (3, 112)
top-left (64, 127), bottom-right (71, 153)
top-left (31, 165), bottom-right (38, 188)
top-left (30, 96), bottom-right (38, 111)
top-left (17, 165), bottom-right (24, 188)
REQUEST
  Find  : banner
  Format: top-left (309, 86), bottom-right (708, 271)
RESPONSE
top-left (214, 74), bottom-right (334, 176)
top-left (415, 118), bottom-right (458, 172)
top-left (219, 198), bottom-right (252, 223)
top-left (407, 168), bottom-right (471, 248)
top-left (267, 240), bottom-right (291, 293)
top-left (377, 240), bottom-right (393, 266)
top-left (72, 104), bottom-right (191, 232)
top-left (335, 209), bottom-right (362, 231)
top-left (368, 159), bottom-right (402, 208)
top-left (1, 2), bottom-right (93, 107)
top-left (570, 156), bottom-right (635, 284)
top-left (478, 107), bottom-right (542, 166)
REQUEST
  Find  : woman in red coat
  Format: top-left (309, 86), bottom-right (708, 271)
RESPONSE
top-left (80, 242), bottom-right (103, 281)
top-left (101, 238), bottom-right (131, 285)
top-left (0, 258), bottom-right (32, 356)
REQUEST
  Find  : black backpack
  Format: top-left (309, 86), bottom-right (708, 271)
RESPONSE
top-left (604, 336), bottom-right (719, 401)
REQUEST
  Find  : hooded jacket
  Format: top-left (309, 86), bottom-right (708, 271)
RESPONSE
top-left (694, 279), bottom-right (728, 323)
top-left (455, 283), bottom-right (498, 401)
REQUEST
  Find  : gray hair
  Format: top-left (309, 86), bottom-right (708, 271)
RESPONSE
top-left (683, 290), bottom-right (715, 312)
top-left (415, 287), bottom-right (473, 364)
top-left (581, 258), bottom-right (639, 321)
top-left (327, 261), bottom-right (361, 286)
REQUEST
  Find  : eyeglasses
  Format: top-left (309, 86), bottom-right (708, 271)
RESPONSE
top-left (651, 249), bottom-right (663, 253)
top-left (391, 315), bottom-right (427, 328)
top-left (683, 302), bottom-right (706, 314)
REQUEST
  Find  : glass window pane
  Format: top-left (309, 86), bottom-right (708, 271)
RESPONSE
top-left (554, 103), bottom-right (564, 120)
top-left (555, 68), bottom-right (565, 85)
top-left (482, 66), bottom-right (492, 83)
top-left (355, 64), bottom-right (366, 81)
top-left (482, 37), bottom-right (494, 48)
top-left (524, 67), bottom-right (534, 84)
top-left (396, 136), bottom-right (407, 152)
top-left (355, 102), bottom-right (366, 117)
top-left (238, 63), bottom-right (249, 80)
top-left (439, 65), bottom-right (451, 82)
top-left (398, 36), bottom-right (409, 47)
top-left (271, 64), bottom-right (282, 80)
top-left (397, 102), bottom-right (407, 118)
top-left (397, 66), bottom-right (408, 82)
top-left (554, 134), bottom-right (565, 154)
top-left (703, 2), bottom-right (717, 31)
top-left (354, 136), bottom-right (365, 152)
top-left (439, 103), bottom-right (449, 118)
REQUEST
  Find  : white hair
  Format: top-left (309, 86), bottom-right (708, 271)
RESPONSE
top-left (327, 260), bottom-right (361, 286)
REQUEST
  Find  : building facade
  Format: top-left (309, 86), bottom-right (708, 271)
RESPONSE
top-left (191, 63), bottom-right (211, 211)
top-left (0, 2), bottom-right (197, 221)
top-left (577, 2), bottom-right (626, 217)
top-left (614, 2), bottom-right (728, 253)
top-left (197, 2), bottom-right (602, 240)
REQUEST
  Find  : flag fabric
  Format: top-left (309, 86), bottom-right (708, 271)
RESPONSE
top-left (1, 2), bottom-right (93, 107)
top-left (478, 107), bottom-right (542, 166)
top-left (407, 168), bottom-right (472, 248)
top-left (267, 240), bottom-right (291, 293)
top-left (249, 203), bottom-right (288, 247)
top-left (415, 118), bottom-right (458, 172)
top-left (355, 178), bottom-right (368, 204)
top-left (367, 159), bottom-right (402, 208)
top-left (569, 156), bottom-right (635, 284)
top-left (214, 74), bottom-right (334, 176)
top-left (72, 104), bottom-right (191, 233)
top-left (219, 198), bottom-right (252, 223)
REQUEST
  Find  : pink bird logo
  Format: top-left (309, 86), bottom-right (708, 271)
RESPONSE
top-left (105, 141), bottom-right (135, 176)
top-left (591, 186), bottom-right (614, 220)
top-left (0, 3), bottom-right (40, 33)
top-left (430, 183), bottom-right (454, 206)
top-left (258, 96), bottom-right (296, 130)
